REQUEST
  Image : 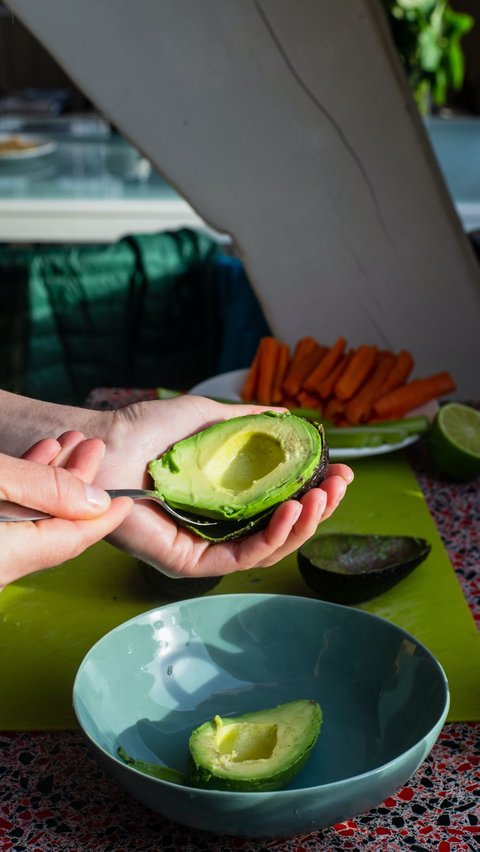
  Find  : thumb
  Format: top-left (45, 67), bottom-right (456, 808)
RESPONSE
top-left (0, 453), bottom-right (111, 520)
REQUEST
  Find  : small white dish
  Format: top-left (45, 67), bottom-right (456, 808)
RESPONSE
top-left (0, 134), bottom-right (57, 160)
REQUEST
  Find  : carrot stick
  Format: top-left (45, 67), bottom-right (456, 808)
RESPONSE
top-left (279, 397), bottom-right (298, 409)
top-left (241, 344), bottom-right (262, 401)
top-left (373, 371), bottom-right (456, 420)
top-left (282, 343), bottom-right (327, 399)
top-left (343, 351), bottom-right (395, 424)
top-left (271, 343), bottom-right (291, 404)
top-left (324, 396), bottom-right (345, 423)
top-left (317, 351), bottom-right (352, 400)
top-left (335, 344), bottom-right (378, 401)
top-left (378, 350), bottom-right (414, 396)
top-left (303, 337), bottom-right (347, 393)
top-left (296, 390), bottom-right (322, 410)
top-left (256, 337), bottom-right (282, 405)
top-left (280, 336), bottom-right (317, 398)
top-left (293, 336), bottom-right (319, 359)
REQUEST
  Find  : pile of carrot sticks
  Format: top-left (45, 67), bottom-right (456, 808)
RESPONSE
top-left (241, 336), bottom-right (456, 424)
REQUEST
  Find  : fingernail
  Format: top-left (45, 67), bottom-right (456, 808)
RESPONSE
top-left (292, 505), bottom-right (302, 524)
top-left (84, 483), bottom-right (110, 509)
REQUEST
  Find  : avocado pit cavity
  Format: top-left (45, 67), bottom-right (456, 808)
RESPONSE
top-left (202, 432), bottom-right (285, 492)
top-left (213, 715), bottom-right (278, 764)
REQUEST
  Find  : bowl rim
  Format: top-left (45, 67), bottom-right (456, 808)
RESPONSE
top-left (73, 593), bottom-right (450, 797)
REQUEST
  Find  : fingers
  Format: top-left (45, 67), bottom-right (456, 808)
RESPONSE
top-left (254, 470), bottom-right (352, 566)
top-left (108, 464), bottom-right (354, 580)
top-left (50, 430), bottom-right (88, 467)
top-left (33, 497), bottom-right (134, 567)
top-left (59, 437), bottom-right (106, 483)
top-left (231, 490), bottom-right (328, 571)
top-left (1, 497), bottom-right (133, 585)
top-left (21, 438), bottom-right (62, 465)
top-left (188, 471), bottom-right (350, 576)
top-left (187, 396), bottom-right (287, 421)
top-left (0, 452), bottom-right (111, 520)
top-left (20, 431), bottom-right (92, 467)
top-left (326, 462), bottom-right (354, 483)
top-left (198, 466), bottom-right (352, 573)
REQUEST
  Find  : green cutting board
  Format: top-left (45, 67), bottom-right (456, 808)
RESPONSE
top-left (0, 452), bottom-right (478, 729)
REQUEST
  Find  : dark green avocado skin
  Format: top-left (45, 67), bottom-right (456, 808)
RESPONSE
top-left (298, 533), bottom-right (431, 604)
top-left (139, 561), bottom-right (222, 598)
top-left (180, 435), bottom-right (329, 542)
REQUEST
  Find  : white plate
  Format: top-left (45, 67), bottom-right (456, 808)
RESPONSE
top-left (0, 134), bottom-right (57, 160)
top-left (190, 369), bottom-right (438, 460)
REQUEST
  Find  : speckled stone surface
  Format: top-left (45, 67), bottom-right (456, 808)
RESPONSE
top-left (1, 391), bottom-right (478, 851)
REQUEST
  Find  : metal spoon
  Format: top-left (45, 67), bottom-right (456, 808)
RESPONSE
top-left (0, 489), bottom-right (217, 526)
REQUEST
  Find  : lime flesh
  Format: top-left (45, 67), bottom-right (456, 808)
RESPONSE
top-left (429, 403), bottom-right (480, 481)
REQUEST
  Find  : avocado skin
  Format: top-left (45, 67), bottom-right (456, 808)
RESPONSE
top-left (298, 533), bottom-right (431, 605)
top-left (139, 560), bottom-right (222, 599)
top-left (189, 700), bottom-right (322, 792)
top-left (117, 746), bottom-right (187, 785)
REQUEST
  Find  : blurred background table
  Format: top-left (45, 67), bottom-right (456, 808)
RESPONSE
top-left (0, 115), bottom-right (224, 243)
top-left (0, 115), bottom-right (480, 244)
top-left (0, 389), bottom-right (478, 852)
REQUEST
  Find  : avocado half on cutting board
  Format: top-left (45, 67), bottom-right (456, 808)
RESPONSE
top-left (148, 412), bottom-right (329, 542)
top-left (298, 533), bottom-right (432, 604)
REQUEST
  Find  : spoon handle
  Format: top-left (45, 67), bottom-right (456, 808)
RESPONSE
top-left (0, 490), bottom-right (216, 525)
top-left (0, 504), bottom-right (52, 522)
top-left (0, 490), bottom-right (150, 523)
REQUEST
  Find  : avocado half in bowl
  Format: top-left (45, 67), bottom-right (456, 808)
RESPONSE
top-left (298, 533), bottom-right (432, 605)
top-left (148, 412), bottom-right (328, 541)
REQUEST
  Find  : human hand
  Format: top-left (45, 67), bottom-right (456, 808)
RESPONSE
top-left (88, 396), bottom-right (353, 578)
top-left (0, 431), bottom-right (133, 588)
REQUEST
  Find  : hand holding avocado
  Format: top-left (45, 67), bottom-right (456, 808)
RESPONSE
top-left (91, 395), bottom-right (353, 578)
top-left (149, 411), bottom-right (328, 541)
top-left (0, 390), bottom-right (352, 582)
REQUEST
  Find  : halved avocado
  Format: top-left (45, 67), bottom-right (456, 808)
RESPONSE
top-left (298, 533), bottom-right (431, 604)
top-left (189, 699), bottom-right (322, 792)
top-left (148, 412), bottom-right (328, 541)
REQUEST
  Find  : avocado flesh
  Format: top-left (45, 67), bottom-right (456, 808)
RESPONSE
top-left (149, 412), bottom-right (327, 524)
top-left (298, 533), bottom-right (431, 604)
top-left (189, 699), bottom-right (322, 792)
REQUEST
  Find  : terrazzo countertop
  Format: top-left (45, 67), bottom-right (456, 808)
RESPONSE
top-left (1, 391), bottom-right (478, 852)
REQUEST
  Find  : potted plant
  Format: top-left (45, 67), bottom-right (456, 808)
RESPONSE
top-left (381, 0), bottom-right (474, 113)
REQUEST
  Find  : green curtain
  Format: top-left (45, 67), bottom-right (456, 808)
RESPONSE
top-left (0, 229), bottom-right (270, 405)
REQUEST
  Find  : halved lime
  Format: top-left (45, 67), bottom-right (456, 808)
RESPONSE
top-left (429, 402), bottom-right (480, 481)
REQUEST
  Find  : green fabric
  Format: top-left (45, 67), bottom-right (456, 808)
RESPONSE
top-left (0, 254), bottom-right (27, 394)
top-left (0, 230), bottom-right (270, 405)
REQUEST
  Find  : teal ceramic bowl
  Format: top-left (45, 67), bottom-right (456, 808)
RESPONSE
top-left (73, 594), bottom-right (449, 839)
